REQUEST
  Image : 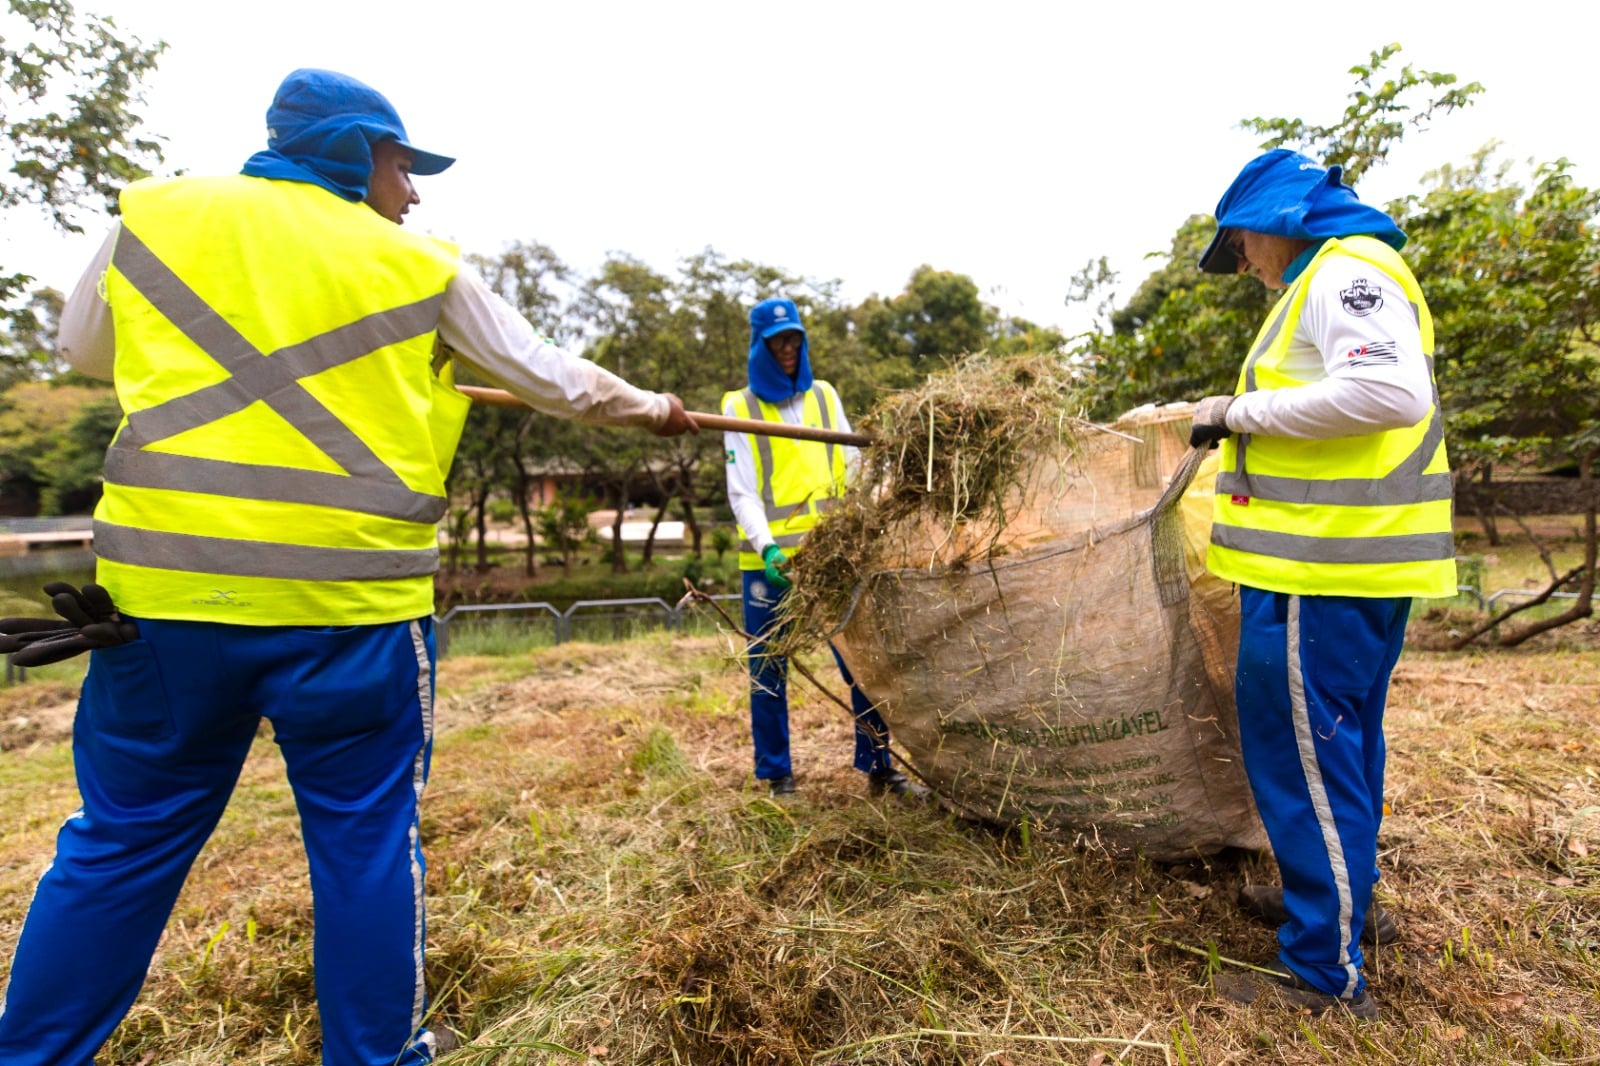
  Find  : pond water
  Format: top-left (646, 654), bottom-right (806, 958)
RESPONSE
top-left (0, 555), bottom-right (98, 617)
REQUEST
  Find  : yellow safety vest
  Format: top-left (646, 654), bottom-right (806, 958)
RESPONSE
top-left (723, 383), bottom-right (849, 570)
top-left (1208, 236), bottom-right (1455, 598)
top-left (95, 174), bottom-right (470, 625)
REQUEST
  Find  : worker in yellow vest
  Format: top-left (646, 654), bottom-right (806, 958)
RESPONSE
top-left (723, 298), bottom-right (925, 801)
top-left (0, 69), bottom-right (694, 1066)
top-left (1190, 150), bottom-right (1455, 1021)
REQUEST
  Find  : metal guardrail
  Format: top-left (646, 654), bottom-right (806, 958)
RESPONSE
top-left (2, 594), bottom-right (746, 683)
top-left (9, 584), bottom-right (1577, 682)
top-left (433, 602), bottom-right (563, 657)
top-left (434, 594), bottom-right (741, 656)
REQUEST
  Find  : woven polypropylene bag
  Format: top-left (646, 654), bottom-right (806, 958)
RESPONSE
top-left (835, 406), bottom-right (1266, 860)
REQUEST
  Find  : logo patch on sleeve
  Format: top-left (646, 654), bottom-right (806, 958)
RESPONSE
top-left (1343, 340), bottom-right (1399, 367)
top-left (1339, 279), bottom-right (1384, 316)
top-left (726, 449), bottom-right (736, 465)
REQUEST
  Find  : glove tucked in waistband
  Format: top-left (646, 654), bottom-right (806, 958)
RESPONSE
top-left (0, 581), bottom-right (139, 667)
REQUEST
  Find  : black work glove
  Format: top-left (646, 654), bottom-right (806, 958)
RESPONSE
top-left (0, 582), bottom-right (139, 667)
top-left (1189, 395), bottom-right (1236, 449)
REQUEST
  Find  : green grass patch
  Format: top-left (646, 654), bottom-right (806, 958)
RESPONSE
top-left (3, 629), bottom-right (1597, 1064)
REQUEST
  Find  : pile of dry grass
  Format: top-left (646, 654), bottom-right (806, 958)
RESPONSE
top-left (3, 632), bottom-right (1596, 1064)
top-left (781, 352), bottom-right (1090, 651)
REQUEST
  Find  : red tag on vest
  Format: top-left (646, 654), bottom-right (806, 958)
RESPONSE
top-left (1231, 495), bottom-right (1250, 506)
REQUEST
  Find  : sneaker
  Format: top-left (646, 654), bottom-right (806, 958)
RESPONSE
top-left (1216, 964), bottom-right (1379, 1020)
top-left (1238, 885), bottom-right (1400, 946)
top-left (768, 773), bottom-right (797, 797)
top-left (867, 768), bottom-right (931, 801)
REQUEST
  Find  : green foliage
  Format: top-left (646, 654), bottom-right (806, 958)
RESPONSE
top-left (537, 495), bottom-right (596, 573)
top-left (1, 1), bottom-right (166, 321)
top-left (1076, 215), bottom-right (1273, 419)
top-left (1394, 149), bottom-right (1600, 476)
top-left (0, 285), bottom-right (67, 384)
top-left (439, 616), bottom-right (559, 658)
top-left (1076, 44), bottom-right (1484, 419)
top-left (438, 241), bottom-right (1112, 587)
top-left (1075, 42), bottom-right (1598, 643)
top-left (1395, 149), bottom-right (1600, 645)
top-left (0, 379), bottom-right (116, 511)
top-left (855, 264), bottom-right (996, 366)
top-left (988, 314), bottom-right (1069, 360)
top-left (1241, 43), bottom-right (1484, 182)
top-left (628, 724), bottom-right (689, 778)
top-left (38, 386), bottom-right (118, 512)
top-left (467, 240), bottom-right (572, 341)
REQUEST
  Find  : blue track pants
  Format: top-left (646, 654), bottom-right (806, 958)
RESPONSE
top-left (1235, 586), bottom-right (1409, 998)
top-left (742, 570), bottom-right (891, 781)
top-left (0, 617), bottom-right (447, 1065)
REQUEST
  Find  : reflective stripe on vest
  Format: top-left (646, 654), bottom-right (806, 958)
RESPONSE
top-left (724, 384), bottom-right (848, 567)
top-left (1207, 236), bottom-right (1456, 598)
top-left (94, 523), bottom-right (439, 580)
top-left (103, 226), bottom-right (449, 532)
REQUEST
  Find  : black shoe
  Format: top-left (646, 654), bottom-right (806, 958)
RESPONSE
top-left (1238, 885), bottom-right (1400, 946)
top-left (867, 768), bottom-right (930, 801)
top-left (768, 773), bottom-right (797, 797)
top-left (427, 1025), bottom-right (463, 1059)
top-left (1216, 964), bottom-right (1379, 1020)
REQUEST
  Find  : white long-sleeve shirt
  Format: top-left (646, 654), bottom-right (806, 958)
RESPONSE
top-left (722, 388), bottom-right (859, 557)
top-left (1224, 255), bottom-right (1433, 440)
top-left (59, 223), bottom-right (670, 431)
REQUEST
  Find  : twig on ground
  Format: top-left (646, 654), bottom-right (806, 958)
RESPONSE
top-left (812, 1027), bottom-right (1170, 1059)
top-left (1150, 935), bottom-right (1279, 976)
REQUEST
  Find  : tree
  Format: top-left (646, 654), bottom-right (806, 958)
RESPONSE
top-left (38, 386), bottom-right (118, 512)
top-left (573, 255), bottom-right (680, 572)
top-left (666, 249), bottom-right (874, 557)
top-left (0, 284), bottom-right (67, 384)
top-left (2, 1), bottom-right (166, 325)
top-left (465, 241), bottom-right (585, 577)
top-left (856, 265), bottom-right (997, 367)
top-left (1394, 150), bottom-right (1600, 646)
top-left (1240, 43), bottom-right (1483, 183)
top-left (441, 353), bottom-right (538, 579)
top-left (470, 240), bottom-right (574, 341)
top-left (537, 494), bottom-right (594, 575)
top-left (1075, 45), bottom-right (1484, 420)
top-left (1074, 217), bottom-right (1273, 420)
top-left (0, 379), bottom-right (113, 510)
top-left (988, 314), bottom-right (1069, 360)
top-left (1074, 44), bottom-right (1600, 646)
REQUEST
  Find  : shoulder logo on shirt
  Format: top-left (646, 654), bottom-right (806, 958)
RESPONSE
top-left (1339, 279), bottom-right (1384, 317)
top-left (726, 448), bottom-right (736, 465)
top-left (1343, 340), bottom-right (1399, 368)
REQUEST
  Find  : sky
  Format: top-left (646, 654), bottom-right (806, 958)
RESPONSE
top-left (5, 0), bottom-right (1598, 339)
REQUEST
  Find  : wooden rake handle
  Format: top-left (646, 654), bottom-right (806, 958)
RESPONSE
top-left (457, 385), bottom-right (876, 447)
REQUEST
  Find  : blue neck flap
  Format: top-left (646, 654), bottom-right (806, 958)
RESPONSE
top-left (746, 297), bottom-right (814, 403)
top-left (239, 68), bottom-right (454, 202)
top-left (1200, 149), bottom-right (1405, 274)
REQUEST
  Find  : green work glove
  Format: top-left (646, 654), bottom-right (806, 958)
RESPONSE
top-left (761, 544), bottom-right (792, 591)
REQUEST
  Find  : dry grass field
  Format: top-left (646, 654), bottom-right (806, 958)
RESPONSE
top-left (1, 607), bottom-right (1597, 1064)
